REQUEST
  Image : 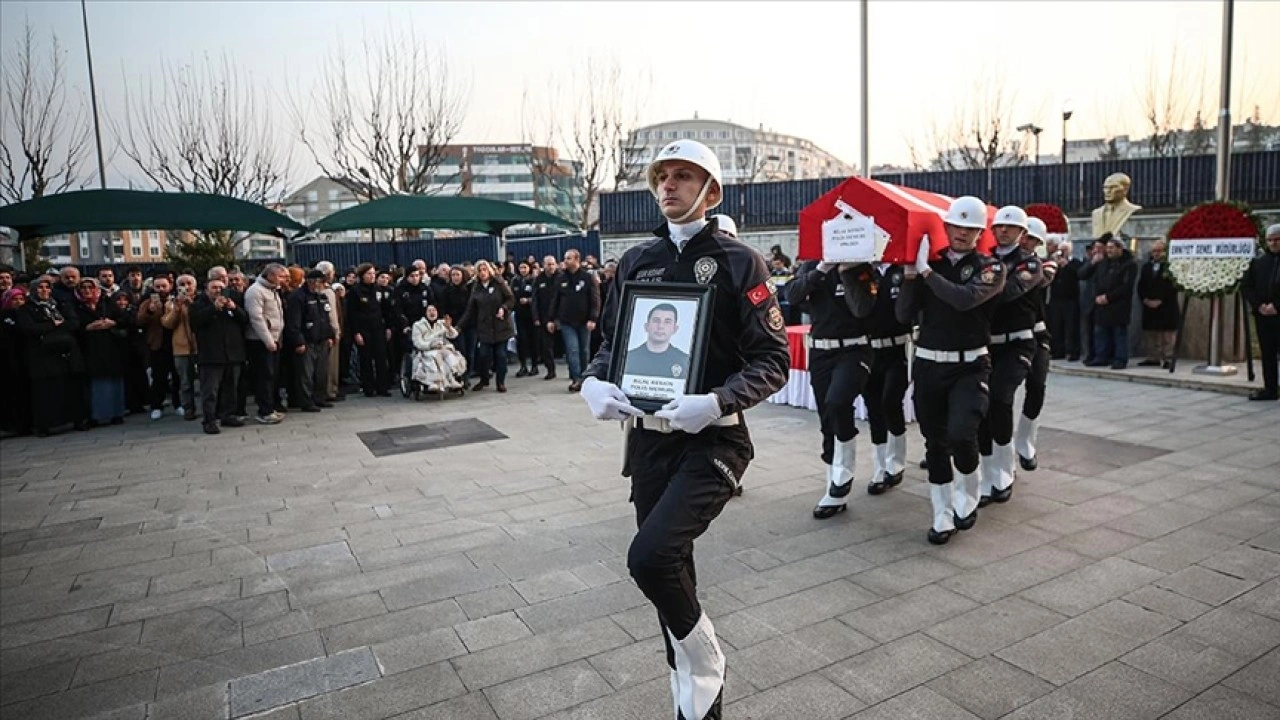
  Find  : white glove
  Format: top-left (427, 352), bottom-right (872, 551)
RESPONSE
top-left (914, 237), bottom-right (933, 274)
top-left (1043, 259), bottom-right (1059, 279)
top-left (816, 261), bottom-right (835, 274)
top-left (654, 393), bottom-right (723, 434)
top-left (579, 377), bottom-right (642, 421)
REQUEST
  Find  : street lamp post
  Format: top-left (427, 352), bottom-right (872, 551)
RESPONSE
top-left (1060, 102), bottom-right (1074, 165)
top-left (1017, 123), bottom-right (1044, 165)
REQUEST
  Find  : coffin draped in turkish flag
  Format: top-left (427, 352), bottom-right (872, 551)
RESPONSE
top-left (798, 176), bottom-right (996, 263)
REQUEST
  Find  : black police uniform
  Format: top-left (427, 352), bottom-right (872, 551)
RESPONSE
top-left (786, 260), bottom-right (874, 517)
top-left (1242, 247), bottom-right (1280, 399)
top-left (625, 342), bottom-right (691, 379)
top-left (393, 281), bottom-right (432, 381)
top-left (531, 271), bottom-right (559, 377)
top-left (1017, 262), bottom-right (1054, 469)
top-left (511, 274), bottom-right (538, 375)
top-left (345, 282), bottom-right (394, 396)
top-left (977, 245), bottom-right (1044, 503)
top-left (896, 249), bottom-right (1005, 543)
top-left (864, 264), bottom-right (914, 493)
top-left (584, 219), bottom-right (788, 708)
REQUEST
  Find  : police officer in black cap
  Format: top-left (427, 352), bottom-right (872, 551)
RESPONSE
top-left (579, 139), bottom-right (788, 720)
top-left (977, 206), bottom-right (1044, 506)
top-left (864, 261), bottom-right (914, 495)
top-left (787, 258), bottom-right (874, 518)
top-left (896, 196), bottom-right (1005, 544)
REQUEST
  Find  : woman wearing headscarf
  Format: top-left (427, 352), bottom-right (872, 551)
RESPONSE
top-left (459, 260), bottom-right (515, 392)
top-left (16, 277), bottom-right (87, 436)
top-left (440, 267), bottom-right (475, 372)
top-left (73, 278), bottom-right (127, 426)
top-left (0, 287), bottom-right (33, 437)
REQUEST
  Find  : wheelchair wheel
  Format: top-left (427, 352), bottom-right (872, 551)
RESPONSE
top-left (399, 375), bottom-right (411, 398)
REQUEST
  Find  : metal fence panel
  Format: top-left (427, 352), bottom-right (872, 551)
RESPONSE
top-left (505, 231), bottom-right (601, 263)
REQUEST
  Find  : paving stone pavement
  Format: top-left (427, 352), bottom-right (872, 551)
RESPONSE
top-left (1, 374), bottom-right (1277, 720)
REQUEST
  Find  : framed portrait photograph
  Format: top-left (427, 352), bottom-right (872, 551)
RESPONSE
top-left (608, 282), bottom-right (716, 413)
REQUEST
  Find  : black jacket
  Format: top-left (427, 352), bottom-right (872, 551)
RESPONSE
top-left (897, 251), bottom-right (1007, 351)
top-left (585, 222), bottom-right (789, 417)
top-left (1050, 257), bottom-right (1082, 303)
top-left (511, 275), bottom-right (536, 320)
top-left (866, 264), bottom-right (914, 340)
top-left (785, 261), bottom-right (874, 339)
top-left (1137, 259), bottom-right (1179, 331)
top-left (1242, 250), bottom-right (1280, 314)
top-left (189, 293), bottom-right (248, 365)
top-left (394, 281), bottom-right (432, 330)
top-left (548, 268), bottom-right (600, 326)
top-left (532, 272), bottom-right (558, 325)
top-left (74, 300), bottom-right (124, 379)
top-left (345, 282), bottom-right (394, 335)
top-left (459, 279), bottom-right (516, 344)
top-left (438, 281), bottom-right (473, 326)
top-left (1079, 250), bottom-right (1137, 327)
top-left (284, 287), bottom-right (336, 348)
top-left (990, 245), bottom-right (1045, 334)
top-left (16, 298), bottom-right (83, 379)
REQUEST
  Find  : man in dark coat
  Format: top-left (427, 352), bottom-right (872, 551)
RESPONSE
top-left (285, 270), bottom-right (338, 411)
top-left (1047, 241), bottom-right (1082, 360)
top-left (1137, 239), bottom-right (1180, 368)
top-left (190, 276), bottom-right (249, 433)
top-left (1243, 224), bottom-right (1280, 401)
top-left (1080, 236), bottom-right (1137, 369)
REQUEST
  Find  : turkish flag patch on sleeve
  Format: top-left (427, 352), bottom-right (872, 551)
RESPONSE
top-left (747, 282), bottom-right (771, 306)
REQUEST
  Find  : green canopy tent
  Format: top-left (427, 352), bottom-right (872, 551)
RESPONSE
top-left (0, 189), bottom-right (306, 239)
top-left (303, 195), bottom-right (578, 254)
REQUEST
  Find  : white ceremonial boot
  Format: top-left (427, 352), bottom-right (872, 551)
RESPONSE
top-left (669, 613), bottom-right (725, 720)
top-left (989, 442), bottom-right (1016, 503)
top-left (886, 432), bottom-right (907, 478)
top-left (953, 469), bottom-right (980, 530)
top-left (866, 443), bottom-right (895, 495)
top-left (814, 439), bottom-right (856, 518)
top-left (978, 453), bottom-right (998, 507)
top-left (928, 482), bottom-right (957, 544)
top-left (1015, 415), bottom-right (1040, 470)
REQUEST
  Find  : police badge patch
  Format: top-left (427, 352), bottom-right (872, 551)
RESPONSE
top-left (960, 265), bottom-right (975, 282)
top-left (980, 266), bottom-right (996, 284)
top-left (671, 364), bottom-right (683, 378)
top-left (767, 305), bottom-right (785, 331)
top-left (693, 257), bottom-right (718, 285)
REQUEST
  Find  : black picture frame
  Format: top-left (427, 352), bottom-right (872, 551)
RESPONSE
top-left (608, 281), bottom-right (716, 413)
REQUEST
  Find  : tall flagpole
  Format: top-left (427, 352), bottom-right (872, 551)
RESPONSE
top-left (1196, 0), bottom-right (1237, 376)
top-left (81, 0), bottom-right (112, 260)
top-left (859, 0), bottom-right (869, 178)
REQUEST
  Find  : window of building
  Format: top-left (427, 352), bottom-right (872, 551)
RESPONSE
top-left (736, 130), bottom-right (747, 139)
top-left (148, 230), bottom-right (159, 241)
top-left (719, 130), bottom-right (730, 139)
top-left (307, 202), bottom-right (319, 214)
top-left (78, 235), bottom-right (90, 258)
top-left (327, 188), bottom-right (340, 200)
top-left (681, 130), bottom-right (695, 139)
top-left (149, 245), bottom-right (160, 257)
top-left (306, 190), bottom-right (318, 202)
top-left (667, 130), bottom-right (678, 139)
top-left (131, 246), bottom-right (141, 257)
top-left (701, 130), bottom-right (714, 139)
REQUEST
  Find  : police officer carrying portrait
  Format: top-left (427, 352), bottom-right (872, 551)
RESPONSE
top-left (976, 206), bottom-right (1044, 506)
top-left (786, 258), bottom-right (874, 518)
top-left (896, 196), bottom-right (1006, 544)
top-left (864, 261), bottom-right (914, 495)
top-left (1015, 217), bottom-right (1057, 471)
top-left (578, 139), bottom-right (789, 720)
top-left (626, 303), bottom-right (691, 379)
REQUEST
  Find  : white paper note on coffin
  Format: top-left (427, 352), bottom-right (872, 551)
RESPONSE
top-left (823, 201), bottom-right (891, 262)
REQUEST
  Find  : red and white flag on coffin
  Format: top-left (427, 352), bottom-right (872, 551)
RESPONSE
top-left (798, 176), bottom-right (996, 264)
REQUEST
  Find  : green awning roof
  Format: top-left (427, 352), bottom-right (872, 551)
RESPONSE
top-left (0, 189), bottom-right (306, 239)
top-left (305, 195), bottom-right (578, 236)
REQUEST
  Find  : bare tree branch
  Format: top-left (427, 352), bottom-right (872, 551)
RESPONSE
top-left (287, 26), bottom-right (468, 199)
top-left (111, 52), bottom-right (290, 204)
top-left (909, 76), bottom-right (1025, 170)
top-left (0, 18), bottom-right (91, 205)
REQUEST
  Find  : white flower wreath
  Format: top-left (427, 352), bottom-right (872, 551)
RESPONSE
top-left (1168, 257), bottom-right (1252, 297)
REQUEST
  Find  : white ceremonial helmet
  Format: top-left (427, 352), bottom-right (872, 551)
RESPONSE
top-left (993, 205), bottom-right (1029, 230)
top-left (712, 214), bottom-right (738, 238)
top-left (943, 196), bottom-right (989, 229)
top-left (1026, 217), bottom-right (1048, 243)
top-left (646, 140), bottom-right (723, 212)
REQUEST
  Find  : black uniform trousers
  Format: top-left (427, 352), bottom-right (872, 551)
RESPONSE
top-left (1048, 300), bottom-right (1079, 359)
top-left (358, 330), bottom-right (390, 395)
top-left (537, 326), bottom-right (557, 373)
top-left (515, 313), bottom-right (537, 368)
top-left (246, 340), bottom-right (280, 418)
top-left (865, 345), bottom-right (909, 445)
top-left (1022, 333), bottom-right (1052, 421)
top-left (148, 344), bottom-right (180, 412)
top-left (626, 424), bottom-right (750, 643)
top-left (199, 363), bottom-right (241, 423)
top-left (978, 340), bottom-right (1036, 454)
top-left (913, 355), bottom-right (991, 484)
top-left (1257, 314), bottom-right (1279, 394)
top-left (808, 345), bottom-right (872, 464)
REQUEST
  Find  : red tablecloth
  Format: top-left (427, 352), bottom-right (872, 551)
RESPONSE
top-left (767, 325), bottom-right (915, 422)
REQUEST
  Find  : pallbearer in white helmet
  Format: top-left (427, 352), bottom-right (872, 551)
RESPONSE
top-left (896, 196), bottom-right (1006, 544)
top-left (863, 255), bottom-right (914, 497)
top-left (578, 139), bottom-right (789, 719)
top-left (1014, 217), bottom-right (1056, 471)
top-left (977, 206), bottom-right (1044, 507)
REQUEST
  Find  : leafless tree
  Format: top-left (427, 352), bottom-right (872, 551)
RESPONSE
top-left (560, 58), bottom-right (648, 229)
top-left (0, 20), bottom-right (92, 266)
top-left (1137, 48), bottom-right (1209, 157)
top-left (289, 26), bottom-right (467, 200)
top-left (907, 77), bottom-right (1026, 171)
top-left (114, 53), bottom-right (289, 203)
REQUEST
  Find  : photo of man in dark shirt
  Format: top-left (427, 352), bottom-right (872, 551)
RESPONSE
top-left (625, 303), bottom-right (690, 380)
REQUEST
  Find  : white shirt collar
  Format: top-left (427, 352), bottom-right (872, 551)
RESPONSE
top-left (667, 218), bottom-right (707, 252)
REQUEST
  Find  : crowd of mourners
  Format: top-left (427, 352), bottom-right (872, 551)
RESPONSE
top-left (0, 250), bottom-right (615, 438)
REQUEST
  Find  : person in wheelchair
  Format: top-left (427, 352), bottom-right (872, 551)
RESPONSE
top-left (410, 305), bottom-right (468, 393)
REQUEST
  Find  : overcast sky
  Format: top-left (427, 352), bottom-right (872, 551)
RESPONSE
top-left (3, 0), bottom-right (1278, 191)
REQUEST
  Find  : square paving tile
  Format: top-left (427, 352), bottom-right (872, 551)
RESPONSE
top-left (357, 419), bottom-right (507, 457)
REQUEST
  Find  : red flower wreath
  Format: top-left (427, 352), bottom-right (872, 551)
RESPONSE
top-left (1025, 203), bottom-right (1069, 234)
top-left (1164, 200), bottom-right (1264, 298)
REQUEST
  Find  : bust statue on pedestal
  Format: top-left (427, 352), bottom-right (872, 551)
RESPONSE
top-left (1091, 172), bottom-right (1143, 237)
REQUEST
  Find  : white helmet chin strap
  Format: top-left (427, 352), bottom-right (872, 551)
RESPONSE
top-left (669, 176), bottom-right (714, 224)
